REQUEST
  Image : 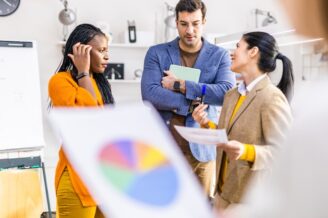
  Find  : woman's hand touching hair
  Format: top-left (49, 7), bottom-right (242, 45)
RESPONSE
top-left (67, 42), bottom-right (92, 74)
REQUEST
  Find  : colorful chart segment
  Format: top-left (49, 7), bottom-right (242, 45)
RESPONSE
top-left (98, 140), bottom-right (179, 206)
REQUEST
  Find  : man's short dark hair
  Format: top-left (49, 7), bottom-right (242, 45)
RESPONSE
top-left (175, 0), bottom-right (207, 20)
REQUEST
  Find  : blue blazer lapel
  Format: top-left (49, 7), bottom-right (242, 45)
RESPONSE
top-left (167, 38), bottom-right (181, 66)
top-left (193, 39), bottom-right (213, 70)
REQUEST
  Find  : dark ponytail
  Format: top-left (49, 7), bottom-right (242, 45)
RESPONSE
top-left (276, 53), bottom-right (294, 102)
top-left (243, 32), bottom-right (294, 102)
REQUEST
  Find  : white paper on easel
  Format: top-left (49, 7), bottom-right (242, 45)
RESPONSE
top-left (174, 125), bottom-right (228, 145)
top-left (48, 103), bottom-right (214, 218)
top-left (0, 41), bottom-right (44, 151)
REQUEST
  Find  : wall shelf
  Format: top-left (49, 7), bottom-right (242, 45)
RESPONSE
top-left (57, 40), bottom-right (147, 79)
top-left (109, 80), bottom-right (142, 104)
top-left (108, 79), bottom-right (141, 84)
top-left (215, 28), bottom-right (322, 49)
top-left (59, 41), bottom-right (150, 49)
top-left (110, 43), bottom-right (150, 49)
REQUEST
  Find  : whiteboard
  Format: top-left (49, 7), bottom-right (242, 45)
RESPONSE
top-left (0, 41), bottom-right (44, 151)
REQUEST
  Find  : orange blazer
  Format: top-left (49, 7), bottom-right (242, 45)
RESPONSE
top-left (48, 71), bottom-right (103, 206)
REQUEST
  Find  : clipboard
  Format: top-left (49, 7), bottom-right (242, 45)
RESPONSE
top-left (169, 64), bottom-right (201, 82)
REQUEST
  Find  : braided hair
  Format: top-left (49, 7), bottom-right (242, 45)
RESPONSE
top-left (59, 23), bottom-right (114, 104)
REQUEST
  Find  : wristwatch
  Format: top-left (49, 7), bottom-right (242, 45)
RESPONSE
top-left (173, 80), bottom-right (180, 92)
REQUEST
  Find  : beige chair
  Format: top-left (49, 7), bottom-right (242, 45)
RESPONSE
top-left (0, 155), bottom-right (52, 218)
top-left (0, 169), bottom-right (43, 218)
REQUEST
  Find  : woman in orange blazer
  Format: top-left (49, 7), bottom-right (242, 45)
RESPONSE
top-left (192, 32), bottom-right (293, 210)
top-left (48, 24), bottom-right (114, 218)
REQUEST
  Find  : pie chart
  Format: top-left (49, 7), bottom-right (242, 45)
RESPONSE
top-left (98, 139), bottom-right (179, 206)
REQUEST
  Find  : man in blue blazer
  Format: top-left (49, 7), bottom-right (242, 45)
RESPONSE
top-left (141, 0), bottom-right (235, 198)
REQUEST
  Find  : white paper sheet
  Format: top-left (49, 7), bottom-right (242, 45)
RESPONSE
top-left (48, 103), bottom-right (214, 218)
top-left (174, 126), bottom-right (228, 145)
top-left (0, 41), bottom-right (44, 150)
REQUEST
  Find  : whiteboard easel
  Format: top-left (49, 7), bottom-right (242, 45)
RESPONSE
top-left (0, 40), bottom-right (50, 216)
top-left (0, 40), bottom-right (44, 150)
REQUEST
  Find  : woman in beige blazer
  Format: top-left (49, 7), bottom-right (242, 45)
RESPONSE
top-left (192, 31), bottom-right (293, 209)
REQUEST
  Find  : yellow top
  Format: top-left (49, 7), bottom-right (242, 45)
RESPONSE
top-left (220, 95), bottom-right (247, 188)
top-left (230, 95), bottom-right (246, 122)
top-left (239, 144), bottom-right (256, 162)
top-left (205, 95), bottom-right (256, 162)
top-left (203, 95), bottom-right (256, 190)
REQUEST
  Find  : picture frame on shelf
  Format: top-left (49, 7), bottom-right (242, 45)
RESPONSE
top-left (104, 63), bottom-right (124, 80)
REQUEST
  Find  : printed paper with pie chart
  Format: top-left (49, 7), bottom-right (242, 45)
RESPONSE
top-left (98, 139), bottom-right (179, 206)
top-left (49, 105), bottom-right (214, 218)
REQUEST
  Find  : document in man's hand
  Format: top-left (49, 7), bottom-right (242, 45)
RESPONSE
top-left (174, 125), bottom-right (228, 145)
top-left (169, 64), bottom-right (201, 82)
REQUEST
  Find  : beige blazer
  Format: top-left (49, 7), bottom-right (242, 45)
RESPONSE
top-left (215, 75), bottom-right (292, 206)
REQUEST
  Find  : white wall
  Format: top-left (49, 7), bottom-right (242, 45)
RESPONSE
top-left (0, 0), bottom-right (290, 211)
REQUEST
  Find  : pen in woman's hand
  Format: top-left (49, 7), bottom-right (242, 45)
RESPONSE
top-left (200, 85), bottom-right (207, 104)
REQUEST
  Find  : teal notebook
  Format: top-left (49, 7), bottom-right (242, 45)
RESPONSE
top-left (169, 64), bottom-right (201, 82)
